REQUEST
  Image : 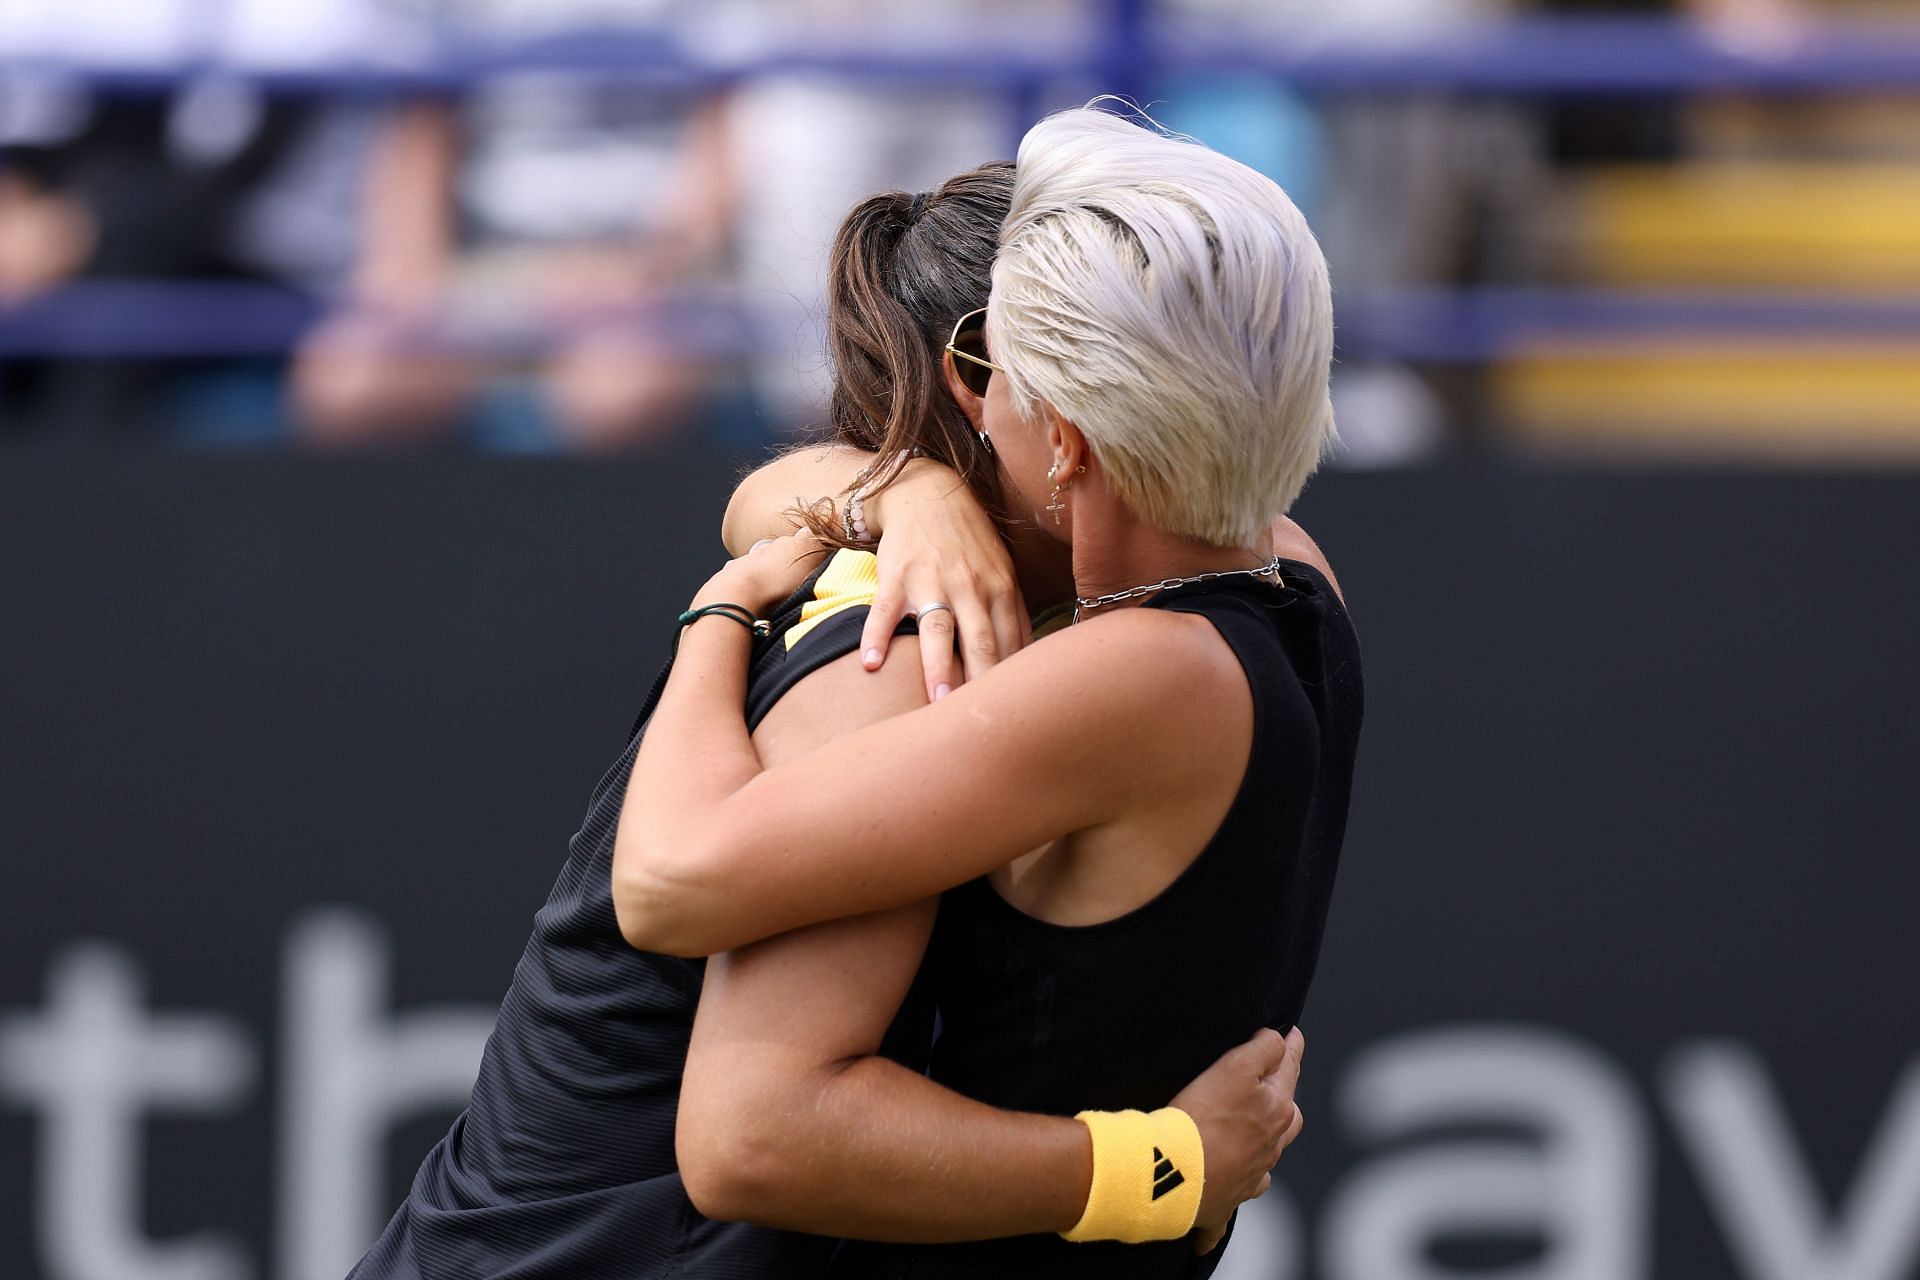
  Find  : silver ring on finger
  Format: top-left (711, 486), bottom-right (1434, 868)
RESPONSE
top-left (915, 602), bottom-right (955, 623)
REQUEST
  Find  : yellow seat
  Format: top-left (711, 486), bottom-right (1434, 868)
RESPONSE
top-left (1569, 164), bottom-right (1920, 291)
top-left (1494, 338), bottom-right (1920, 459)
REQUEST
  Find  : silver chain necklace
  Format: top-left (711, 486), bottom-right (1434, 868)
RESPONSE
top-left (1073, 556), bottom-right (1286, 623)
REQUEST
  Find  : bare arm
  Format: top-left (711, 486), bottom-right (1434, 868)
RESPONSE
top-left (723, 446), bottom-right (1030, 699)
top-left (721, 445), bottom-right (868, 555)
top-left (723, 450), bottom-right (1335, 688)
top-left (677, 641), bottom-right (1085, 1236)
top-left (612, 535), bottom-right (1240, 958)
top-left (685, 904), bottom-right (1299, 1244)
top-left (678, 645), bottom-right (1305, 1243)
top-left (681, 912), bottom-right (1091, 1240)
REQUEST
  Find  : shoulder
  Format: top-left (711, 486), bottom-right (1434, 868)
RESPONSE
top-left (753, 623), bottom-right (926, 767)
top-left (985, 606), bottom-right (1249, 739)
top-left (748, 549), bottom-right (895, 727)
top-left (1040, 604), bottom-right (1231, 668)
top-left (1271, 515), bottom-right (1345, 605)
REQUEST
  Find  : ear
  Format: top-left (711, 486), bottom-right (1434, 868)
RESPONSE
top-left (1045, 412), bottom-right (1089, 478)
top-left (941, 351), bottom-right (985, 428)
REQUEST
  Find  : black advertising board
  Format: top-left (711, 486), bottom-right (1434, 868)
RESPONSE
top-left (1, 456), bottom-right (1915, 1280)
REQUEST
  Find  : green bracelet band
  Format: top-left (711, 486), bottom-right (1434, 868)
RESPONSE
top-left (674, 604), bottom-right (770, 654)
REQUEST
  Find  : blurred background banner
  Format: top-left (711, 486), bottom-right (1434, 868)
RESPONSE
top-left (4, 1), bottom-right (1920, 1278)
top-left (2, 456), bottom-right (1916, 1280)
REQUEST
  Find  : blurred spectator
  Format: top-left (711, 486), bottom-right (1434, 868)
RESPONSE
top-left (0, 0), bottom-right (404, 442)
top-left (291, 0), bottom-right (740, 453)
top-left (0, 91), bottom-right (330, 440)
top-left (720, 0), bottom-right (1092, 427)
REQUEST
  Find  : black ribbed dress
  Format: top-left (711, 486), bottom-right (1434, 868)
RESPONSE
top-left (840, 564), bottom-right (1364, 1279)
top-left (350, 556), bottom-right (931, 1280)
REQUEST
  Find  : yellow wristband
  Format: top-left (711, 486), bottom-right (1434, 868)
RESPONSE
top-left (1060, 1107), bottom-right (1206, 1244)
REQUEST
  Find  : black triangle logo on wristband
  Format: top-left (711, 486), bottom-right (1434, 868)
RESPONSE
top-left (1151, 1147), bottom-right (1185, 1200)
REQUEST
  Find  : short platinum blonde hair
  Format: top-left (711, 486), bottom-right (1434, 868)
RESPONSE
top-left (989, 106), bottom-right (1336, 547)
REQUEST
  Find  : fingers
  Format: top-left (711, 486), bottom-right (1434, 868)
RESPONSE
top-left (859, 592), bottom-right (907, 673)
top-left (859, 583), bottom-right (964, 703)
top-left (1280, 1103), bottom-right (1304, 1152)
top-left (753, 528), bottom-right (827, 560)
top-left (859, 589), bottom-right (959, 703)
top-left (954, 590), bottom-right (1001, 686)
top-left (1233, 1026), bottom-right (1290, 1079)
top-left (781, 530), bottom-right (830, 576)
top-left (914, 607), bottom-right (959, 702)
top-left (730, 530), bottom-right (829, 608)
top-left (988, 583), bottom-right (1030, 661)
top-left (1266, 1027), bottom-right (1306, 1095)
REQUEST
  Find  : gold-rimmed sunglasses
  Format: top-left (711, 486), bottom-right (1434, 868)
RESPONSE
top-left (945, 307), bottom-right (1003, 398)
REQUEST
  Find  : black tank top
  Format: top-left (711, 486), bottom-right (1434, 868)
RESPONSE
top-left (860, 565), bottom-right (1364, 1280)
top-left (351, 552), bottom-right (933, 1280)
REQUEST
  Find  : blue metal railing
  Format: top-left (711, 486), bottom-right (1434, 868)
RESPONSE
top-left (7, 283), bottom-right (1920, 364)
top-left (11, 17), bottom-right (1920, 98)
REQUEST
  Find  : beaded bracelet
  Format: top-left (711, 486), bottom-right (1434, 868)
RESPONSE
top-left (842, 449), bottom-right (916, 544)
top-left (844, 489), bottom-right (872, 544)
top-left (674, 603), bottom-right (770, 654)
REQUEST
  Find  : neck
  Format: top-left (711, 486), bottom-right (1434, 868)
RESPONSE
top-left (1007, 516), bottom-right (1077, 612)
top-left (1069, 498), bottom-right (1267, 610)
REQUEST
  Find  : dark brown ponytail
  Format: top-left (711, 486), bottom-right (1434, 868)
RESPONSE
top-left (804, 160), bottom-right (1015, 547)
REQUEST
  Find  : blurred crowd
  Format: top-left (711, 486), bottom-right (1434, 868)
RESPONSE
top-left (1, 0), bottom-right (1916, 458)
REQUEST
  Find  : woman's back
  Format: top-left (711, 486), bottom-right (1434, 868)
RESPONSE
top-left (869, 565), bottom-right (1362, 1279)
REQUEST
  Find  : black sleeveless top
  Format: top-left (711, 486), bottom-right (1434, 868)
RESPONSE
top-left (860, 564), bottom-right (1364, 1280)
top-left (350, 553), bottom-right (933, 1280)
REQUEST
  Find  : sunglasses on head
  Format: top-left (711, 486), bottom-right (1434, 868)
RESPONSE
top-left (945, 307), bottom-right (1004, 398)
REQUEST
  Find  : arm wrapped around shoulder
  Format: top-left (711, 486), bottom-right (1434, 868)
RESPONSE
top-left (1060, 1107), bottom-right (1206, 1244)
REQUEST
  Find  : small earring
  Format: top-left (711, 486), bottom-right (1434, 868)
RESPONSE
top-left (976, 429), bottom-right (995, 455)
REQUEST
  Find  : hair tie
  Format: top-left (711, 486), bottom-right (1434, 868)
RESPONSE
top-left (906, 190), bottom-right (932, 223)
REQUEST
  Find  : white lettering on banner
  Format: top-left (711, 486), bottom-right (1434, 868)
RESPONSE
top-left (276, 911), bottom-right (496, 1280)
top-left (1208, 1187), bottom-right (1304, 1280)
top-left (0, 944), bottom-right (257, 1280)
top-left (5, 928), bottom-right (1920, 1280)
top-left (1320, 1027), bottom-right (1649, 1280)
top-left (1665, 1042), bottom-right (1920, 1280)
